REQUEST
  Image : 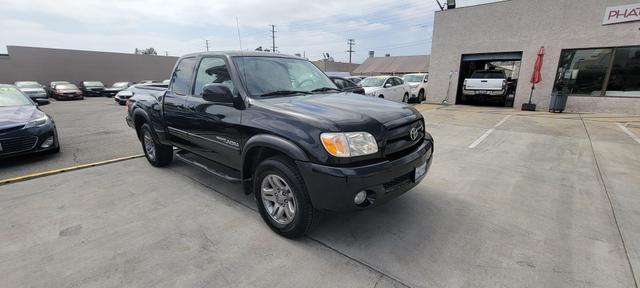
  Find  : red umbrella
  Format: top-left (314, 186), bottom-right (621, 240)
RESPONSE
top-left (527, 47), bottom-right (545, 104)
top-left (530, 47), bottom-right (545, 85)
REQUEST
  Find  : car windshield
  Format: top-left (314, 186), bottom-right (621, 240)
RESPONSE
top-left (470, 71), bottom-right (506, 79)
top-left (0, 87), bottom-right (32, 107)
top-left (234, 56), bottom-right (337, 97)
top-left (16, 82), bottom-right (41, 88)
top-left (57, 84), bottom-right (78, 90)
top-left (84, 81), bottom-right (104, 87)
top-left (403, 75), bottom-right (425, 83)
top-left (360, 77), bottom-right (387, 87)
top-left (112, 82), bottom-right (129, 88)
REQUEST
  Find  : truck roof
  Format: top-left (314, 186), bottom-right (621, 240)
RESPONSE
top-left (181, 51), bottom-right (304, 59)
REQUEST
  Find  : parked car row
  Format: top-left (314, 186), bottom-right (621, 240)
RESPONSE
top-left (12, 80), bottom-right (168, 101)
top-left (326, 74), bottom-right (428, 104)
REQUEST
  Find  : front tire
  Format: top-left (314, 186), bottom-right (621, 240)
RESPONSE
top-left (254, 156), bottom-right (319, 238)
top-left (140, 123), bottom-right (173, 167)
top-left (418, 89), bottom-right (425, 102)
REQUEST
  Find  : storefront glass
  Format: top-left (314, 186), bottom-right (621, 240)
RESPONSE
top-left (606, 47), bottom-right (640, 97)
top-left (554, 46), bottom-right (640, 98)
top-left (555, 49), bottom-right (612, 96)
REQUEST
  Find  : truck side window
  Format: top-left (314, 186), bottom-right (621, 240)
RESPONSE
top-left (172, 57), bottom-right (196, 96)
top-left (193, 57), bottom-right (234, 96)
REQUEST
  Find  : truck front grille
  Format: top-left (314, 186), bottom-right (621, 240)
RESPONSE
top-left (383, 172), bottom-right (413, 192)
top-left (384, 120), bottom-right (424, 159)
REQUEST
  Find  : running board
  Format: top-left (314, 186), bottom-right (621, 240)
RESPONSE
top-left (175, 150), bottom-right (242, 183)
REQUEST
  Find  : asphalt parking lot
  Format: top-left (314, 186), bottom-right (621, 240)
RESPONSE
top-left (0, 98), bottom-right (140, 180)
top-left (1, 100), bottom-right (640, 287)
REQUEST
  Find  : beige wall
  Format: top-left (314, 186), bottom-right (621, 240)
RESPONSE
top-left (0, 46), bottom-right (178, 87)
top-left (427, 0), bottom-right (640, 114)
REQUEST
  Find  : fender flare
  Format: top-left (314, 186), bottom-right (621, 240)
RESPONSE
top-left (132, 108), bottom-right (151, 132)
top-left (241, 134), bottom-right (310, 179)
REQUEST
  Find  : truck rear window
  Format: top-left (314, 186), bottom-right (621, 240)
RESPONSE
top-left (470, 71), bottom-right (506, 79)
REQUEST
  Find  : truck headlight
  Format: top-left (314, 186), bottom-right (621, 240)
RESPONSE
top-left (321, 132), bottom-right (378, 157)
top-left (24, 115), bottom-right (49, 128)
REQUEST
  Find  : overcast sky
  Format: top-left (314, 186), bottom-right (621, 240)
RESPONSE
top-left (0, 0), bottom-right (500, 63)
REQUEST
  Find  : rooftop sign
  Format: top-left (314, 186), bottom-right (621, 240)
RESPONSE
top-left (603, 3), bottom-right (640, 25)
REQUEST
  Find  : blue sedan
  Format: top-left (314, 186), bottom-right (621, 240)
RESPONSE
top-left (0, 84), bottom-right (59, 158)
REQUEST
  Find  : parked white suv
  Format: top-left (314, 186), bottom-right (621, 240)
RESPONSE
top-left (402, 73), bottom-right (428, 103)
top-left (360, 76), bottom-right (412, 103)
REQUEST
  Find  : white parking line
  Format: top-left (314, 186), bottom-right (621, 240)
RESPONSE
top-left (617, 123), bottom-right (640, 145)
top-left (468, 115), bottom-right (512, 149)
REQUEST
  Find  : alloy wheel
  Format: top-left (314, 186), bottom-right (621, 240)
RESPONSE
top-left (143, 130), bottom-right (156, 161)
top-left (261, 174), bottom-right (297, 225)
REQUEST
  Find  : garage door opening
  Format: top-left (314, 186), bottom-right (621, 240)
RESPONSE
top-left (456, 52), bottom-right (522, 107)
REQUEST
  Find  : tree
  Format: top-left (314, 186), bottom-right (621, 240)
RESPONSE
top-left (134, 47), bottom-right (158, 55)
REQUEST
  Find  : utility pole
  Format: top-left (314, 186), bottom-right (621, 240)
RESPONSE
top-left (205, 40), bottom-right (211, 51)
top-left (164, 51), bottom-right (169, 56)
top-left (270, 25), bottom-right (277, 53)
top-left (347, 39), bottom-right (356, 64)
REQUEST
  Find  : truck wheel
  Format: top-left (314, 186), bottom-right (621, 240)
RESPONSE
top-left (140, 123), bottom-right (173, 167)
top-left (254, 156), bottom-right (319, 238)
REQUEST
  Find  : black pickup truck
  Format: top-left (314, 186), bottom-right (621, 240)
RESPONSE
top-left (126, 52), bottom-right (433, 238)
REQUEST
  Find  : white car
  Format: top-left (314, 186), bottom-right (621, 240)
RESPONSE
top-left (359, 76), bottom-right (412, 103)
top-left (14, 81), bottom-right (48, 100)
top-left (402, 73), bottom-right (428, 103)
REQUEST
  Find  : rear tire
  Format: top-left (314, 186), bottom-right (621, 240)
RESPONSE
top-left (253, 156), bottom-right (319, 238)
top-left (378, 95), bottom-right (384, 99)
top-left (140, 123), bottom-right (173, 167)
top-left (403, 93), bottom-right (410, 103)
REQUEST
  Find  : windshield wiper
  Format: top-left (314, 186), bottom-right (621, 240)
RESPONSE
top-left (259, 90), bottom-right (312, 97)
top-left (311, 87), bottom-right (342, 93)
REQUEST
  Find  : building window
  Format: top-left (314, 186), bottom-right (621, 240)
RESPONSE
top-left (554, 46), bottom-right (640, 98)
top-left (606, 47), bottom-right (640, 97)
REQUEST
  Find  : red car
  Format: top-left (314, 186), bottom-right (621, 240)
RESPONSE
top-left (52, 84), bottom-right (84, 100)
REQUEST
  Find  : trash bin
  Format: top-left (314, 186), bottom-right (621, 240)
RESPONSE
top-left (549, 86), bottom-right (569, 113)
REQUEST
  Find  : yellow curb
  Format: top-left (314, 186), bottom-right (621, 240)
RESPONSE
top-left (0, 154), bottom-right (144, 186)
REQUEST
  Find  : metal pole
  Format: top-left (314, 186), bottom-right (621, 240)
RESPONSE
top-left (528, 84), bottom-right (534, 104)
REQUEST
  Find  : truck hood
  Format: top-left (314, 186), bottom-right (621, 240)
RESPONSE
top-left (0, 106), bottom-right (40, 129)
top-left (251, 92), bottom-right (421, 131)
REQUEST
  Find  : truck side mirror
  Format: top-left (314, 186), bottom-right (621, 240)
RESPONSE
top-left (202, 84), bottom-right (234, 103)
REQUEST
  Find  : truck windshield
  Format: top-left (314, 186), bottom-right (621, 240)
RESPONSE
top-left (234, 56), bottom-right (337, 97)
top-left (470, 71), bottom-right (506, 79)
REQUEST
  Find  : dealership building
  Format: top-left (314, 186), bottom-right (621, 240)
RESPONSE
top-left (427, 0), bottom-right (640, 114)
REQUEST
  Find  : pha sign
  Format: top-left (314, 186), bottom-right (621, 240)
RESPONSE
top-left (603, 3), bottom-right (640, 25)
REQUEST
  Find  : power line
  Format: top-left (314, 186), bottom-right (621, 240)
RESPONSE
top-left (346, 39), bottom-right (355, 64)
top-left (270, 24), bottom-right (277, 53)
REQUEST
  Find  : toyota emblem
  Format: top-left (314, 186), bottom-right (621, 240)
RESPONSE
top-left (409, 127), bottom-right (419, 141)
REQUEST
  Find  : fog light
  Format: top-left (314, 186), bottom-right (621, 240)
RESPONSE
top-left (40, 137), bottom-right (54, 148)
top-left (354, 191), bottom-right (367, 205)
